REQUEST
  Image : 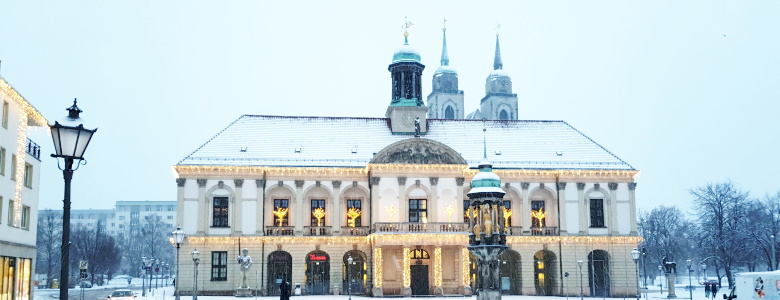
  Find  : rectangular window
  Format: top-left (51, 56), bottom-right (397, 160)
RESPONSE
top-left (346, 199), bottom-right (362, 227)
top-left (168, 206), bottom-right (174, 211)
top-left (409, 199), bottom-right (428, 223)
top-left (463, 200), bottom-right (470, 223)
top-left (118, 216), bottom-right (125, 220)
top-left (157, 206), bottom-right (162, 211)
top-left (590, 199), bottom-right (605, 228)
top-left (0, 147), bottom-right (5, 175)
top-left (23, 163), bottom-right (32, 188)
top-left (21, 205), bottom-right (30, 229)
top-left (2, 101), bottom-right (8, 129)
top-left (167, 215), bottom-right (173, 220)
top-left (7, 199), bottom-right (14, 225)
top-left (145, 206), bottom-right (151, 211)
top-left (0, 196), bottom-right (3, 224)
top-left (310, 199), bottom-right (325, 226)
top-left (10, 155), bottom-right (16, 179)
top-left (211, 251), bottom-right (228, 281)
top-left (503, 200), bottom-right (512, 226)
top-left (212, 197), bottom-right (229, 227)
top-left (273, 199), bottom-right (289, 226)
top-left (531, 200), bottom-right (546, 228)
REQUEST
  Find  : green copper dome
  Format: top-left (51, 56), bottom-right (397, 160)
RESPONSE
top-left (392, 38), bottom-right (421, 63)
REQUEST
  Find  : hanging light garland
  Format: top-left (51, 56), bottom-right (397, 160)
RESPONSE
top-left (434, 247), bottom-right (442, 287)
top-left (373, 247), bottom-right (383, 288)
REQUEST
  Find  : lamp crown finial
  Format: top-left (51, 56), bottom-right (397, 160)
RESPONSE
top-left (67, 98), bottom-right (83, 119)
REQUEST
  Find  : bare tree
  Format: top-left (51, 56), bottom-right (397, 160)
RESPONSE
top-left (35, 209), bottom-right (62, 286)
top-left (638, 206), bottom-right (697, 283)
top-left (71, 222), bottom-right (121, 285)
top-left (744, 192), bottom-right (780, 270)
top-left (691, 181), bottom-right (752, 288)
top-left (123, 214), bottom-right (174, 278)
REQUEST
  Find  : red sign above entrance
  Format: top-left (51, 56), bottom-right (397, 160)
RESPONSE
top-left (309, 254), bottom-right (327, 261)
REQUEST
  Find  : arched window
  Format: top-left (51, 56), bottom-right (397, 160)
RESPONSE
top-left (499, 109), bottom-right (509, 120)
top-left (444, 106), bottom-right (455, 119)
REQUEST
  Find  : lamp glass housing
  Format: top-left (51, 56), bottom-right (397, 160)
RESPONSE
top-left (172, 226), bottom-right (186, 244)
top-left (631, 248), bottom-right (640, 261)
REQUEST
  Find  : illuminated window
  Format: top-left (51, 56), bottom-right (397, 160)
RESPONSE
top-left (463, 200), bottom-right (470, 223)
top-left (531, 201), bottom-right (546, 228)
top-left (211, 251), bottom-right (228, 281)
top-left (273, 199), bottom-right (289, 226)
top-left (503, 200), bottom-right (512, 225)
top-left (347, 199), bottom-right (361, 227)
top-left (310, 199), bottom-right (325, 226)
top-left (212, 197), bottom-right (229, 227)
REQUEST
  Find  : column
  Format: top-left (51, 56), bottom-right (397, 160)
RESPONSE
top-left (429, 177), bottom-right (439, 222)
top-left (557, 182), bottom-right (568, 235)
top-left (577, 183), bottom-right (587, 234)
top-left (629, 183), bottom-right (638, 235)
top-left (521, 182), bottom-right (531, 234)
top-left (295, 180), bottom-right (304, 234)
top-left (233, 179), bottom-right (244, 235)
top-left (456, 178), bottom-right (465, 223)
top-left (398, 177), bottom-right (407, 222)
top-left (332, 181), bottom-right (342, 234)
top-left (370, 177), bottom-right (380, 224)
top-left (176, 179), bottom-right (186, 228)
top-left (608, 183), bottom-right (618, 235)
top-left (255, 180), bottom-right (265, 236)
top-left (197, 179), bottom-right (207, 234)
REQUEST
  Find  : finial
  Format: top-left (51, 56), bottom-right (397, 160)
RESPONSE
top-left (496, 22), bottom-right (501, 37)
top-left (441, 18), bottom-right (450, 66)
top-left (67, 98), bottom-right (82, 119)
top-left (482, 127), bottom-right (487, 160)
top-left (402, 17), bottom-right (414, 44)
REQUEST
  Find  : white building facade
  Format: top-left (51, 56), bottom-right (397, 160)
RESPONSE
top-left (172, 30), bottom-right (641, 298)
top-left (0, 76), bottom-right (47, 300)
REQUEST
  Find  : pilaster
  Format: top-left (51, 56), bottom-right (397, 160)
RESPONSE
top-left (608, 182), bottom-right (618, 235)
top-left (577, 182), bottom-right (586, 234)
top-left (557, 182), bottom-right (568, 235)
top-left (255, 179), bottom-right (265, 236)
top-left (295, 180), bottom-right (304, 234)
top-left (197, 179), bottom-right (207, 234)
top-left (398, 177), bottom-right (407, 222)
top-left (629, 182), bottom-right (638, 235)
top-left (456, 177), bottom-right (465, 222)
top-left (233, 179), bottom-right (243, 235)
top-left (332, 181), bottom-right (341, 233)
top-left (429, 177), bottom-right (439, 222)
top-left (521, 182), bottom-right (531, 234)
top-left (176, 179), bottom-right (186, 228)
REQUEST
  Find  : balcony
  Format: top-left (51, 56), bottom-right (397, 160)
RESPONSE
top-left (340, 226), bottom-right (370, 236)
top-left (505, 226), bottom-right (524, 236)
top-left (265, 226), bottom-right (294, 236)
top-left (371, 222), bottom-right (469, 233)
top-left (530, 227), bottom-right (558, 236)
top-left (26, 138), bottom-right (41, 160)
top-left (303, 226), bottom-right (332, 236)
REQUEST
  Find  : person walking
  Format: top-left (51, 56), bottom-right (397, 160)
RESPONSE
top-left (280, 280), bottom-right (290, 300)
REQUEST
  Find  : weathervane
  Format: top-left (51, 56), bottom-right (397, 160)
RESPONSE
top-left (442, 18), bottom-right (447, 32)
top-left (403, 17), bottom-right (414, 40)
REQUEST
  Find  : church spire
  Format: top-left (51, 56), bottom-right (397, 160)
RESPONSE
top-left (493, 32), bottom-right (503, 70)
top-left (441, 19), bottom-right (450, 66)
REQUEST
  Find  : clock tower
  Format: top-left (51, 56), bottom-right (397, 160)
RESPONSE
top-left (480, 33), bottom-right (518, 120)
top-left (427, 22), bottom-right (464, 120)
top-left (386, 23), bottom-right (428, 134)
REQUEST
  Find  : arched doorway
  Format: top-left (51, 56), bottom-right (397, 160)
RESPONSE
top-left (534, 250), bottom-right (557, 296)
top-left (267, 251), bottom-right (292, 296)
top-left (499, 249), bottom-right (522, 294)
top-left (588, 250), bottom-right (611, 297)
top-left (343, 250), bottom-right (367, 295)
top-left (305, 251), bottom-right (330, 295)
top-left (410, 248), bottom-right (430, 295)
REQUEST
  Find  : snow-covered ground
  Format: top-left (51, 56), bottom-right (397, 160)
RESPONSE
top-left (34, 277), bottom-right (730, 300)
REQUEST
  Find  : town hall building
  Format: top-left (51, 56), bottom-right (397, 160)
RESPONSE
top-left (173, 26), bottom-right (641, 297)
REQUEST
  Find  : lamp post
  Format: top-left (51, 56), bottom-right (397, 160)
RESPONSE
top-left (772, 234), bottom-right (776, 271)
top-left (632, 249), bottom-right (641, 300)
top-left (577, 259), bottom-right (584, 300)
top-left (347, 256), bottom-right (353, 300)
top-left (156, 259), bottom-right (161, 288)
top-left (642, 248), bottom-right (647, 292)
top-left (142, 256), bottom-right (148, 297)
top-left (658, 265), bottom-right (663, 295)
top-left (192, 249), bottom-right (200, 300)
top-left (51, 99), bottom-right (98, 300)
top-left (147, 258), bottom-right (154, 293)
top-left (701, 263), bottom-right (707, 281)
top-left (172, 226), bottom-right (186, 300)
top-left (687, 259), bottom-right (693, 300)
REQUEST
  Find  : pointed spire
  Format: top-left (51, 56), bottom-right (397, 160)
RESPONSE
top-left (441, 18), bottom-right (449, 66)
top-left (493, 33), bottom-right (503, 70)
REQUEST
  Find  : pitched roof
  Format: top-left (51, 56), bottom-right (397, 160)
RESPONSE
top-left (178, 115), bottom-right (634, 170)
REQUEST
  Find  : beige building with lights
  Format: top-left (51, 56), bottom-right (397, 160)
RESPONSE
top-left (0, 76), bottom-right (48, 300)
top-left (172, 30), bottom-right (642, 297)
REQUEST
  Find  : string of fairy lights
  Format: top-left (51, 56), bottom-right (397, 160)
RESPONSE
top-left (0, 77), bottom-right (48, 228)
top-left (461, 247), bottom-right (470, 286)
top-left (373, 248), bottom-right (383, 288)
top-left (434, 247), bottom-right (442, 287)
top-left (402, 247), bottom-right (411, 287)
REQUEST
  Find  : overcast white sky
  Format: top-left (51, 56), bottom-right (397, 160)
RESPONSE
top-left (1, 1), bottom-right (778, 214)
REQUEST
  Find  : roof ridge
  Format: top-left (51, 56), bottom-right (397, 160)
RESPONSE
top-left (561, 121), bottom-right (635, 170)
top-left (242, 114), bottom-right (388, 121)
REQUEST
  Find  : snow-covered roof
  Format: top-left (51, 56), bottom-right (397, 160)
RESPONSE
top-left (178, 115), bottom-right (634, 170)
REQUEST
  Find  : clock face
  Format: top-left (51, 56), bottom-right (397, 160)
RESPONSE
top-left (499, 79), bottom-right (509, 88)
top-left (402, 113), bottom-right (415, 126)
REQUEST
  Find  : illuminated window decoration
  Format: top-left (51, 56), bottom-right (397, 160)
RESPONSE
top-left (461, 247), bottom-right (470, 286)
top-left (444, 203), bottom-right (456, 222)
top-left (373, 247), bottom-right (383, 288)
top-left (434, 247), bottom-right (442, 287)
top-left (347, 206), bottom-right (361, 227)
top-left (12, 114), bottom-right (28, 227)
top-left (402, 246), bottom-right (411, 287)
top-left (273, 206), bottom-right (289, 227)
top-left (312, 207), bottom-right (326, 227)
top-left (384, 204), bottom-right (398, 222)
top-left (531, 207), bottom-right (546, 228)
top-left (410, 248), bottom-right (429, 259)
top-left (503, 207), bottom-right (512, 228)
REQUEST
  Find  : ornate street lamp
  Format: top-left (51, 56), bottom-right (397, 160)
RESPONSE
top-left (192, 249), bottom-right (200, 300)
top-left (658, 265), bottom-right (664, 295)
top-left (701, 263), bottom-right (707, 281)
top-left (577, 259), bottom-right (584, 300)
top-left (50, 99), bottom-right (97, 300)
top-left (172, 226), bottom-right (186, 300)
top-left (347, 256), bottom-right (353, 300)
top-left (155, 259), bottom-right (161, 288)
top-left (147, 257), bottom-right (154, 293)
top-left (141, 256), bottom-right (148, 297)
top-left (632, 249), bottom-right (641, 300)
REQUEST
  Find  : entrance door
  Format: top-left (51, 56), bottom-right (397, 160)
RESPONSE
top-left (306, 251), bottom-right (330, 295)
top-left (410, 265), bottom-right (429, 295)
top-left (266, 251), bottom-right (292, 296)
